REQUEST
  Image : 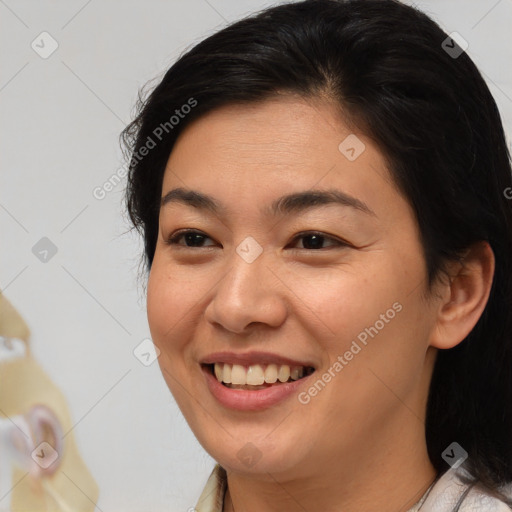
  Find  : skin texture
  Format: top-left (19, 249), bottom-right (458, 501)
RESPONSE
top-left (146, 94), bottom-right (495, 512)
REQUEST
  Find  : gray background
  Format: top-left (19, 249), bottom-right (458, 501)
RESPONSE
top-left (1, 1), bottom-right (511, 511)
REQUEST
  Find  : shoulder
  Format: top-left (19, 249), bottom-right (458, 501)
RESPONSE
top-left (420, 467), bottom-right (512, 511)
top-left (457, 485), bottom-right (512, 511)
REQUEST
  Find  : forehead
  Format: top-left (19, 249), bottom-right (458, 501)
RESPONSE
top-left (161, 96), bottom-right (396, 217)
top-left (170, 95), bottom-right (349, 161)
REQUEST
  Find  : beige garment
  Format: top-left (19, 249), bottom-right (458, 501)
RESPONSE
top-left (0, 292), bottom-right (99, 511)
top-left (194, 464), bottom-right (226, 512)
top-left (194, 464), bottom-right (512, 512)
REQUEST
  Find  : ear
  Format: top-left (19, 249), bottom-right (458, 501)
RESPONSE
top-left (429, 241), bottom-right (495, 350)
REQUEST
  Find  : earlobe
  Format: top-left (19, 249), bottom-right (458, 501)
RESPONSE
top-left (429, 241), bottom-right (495, 350)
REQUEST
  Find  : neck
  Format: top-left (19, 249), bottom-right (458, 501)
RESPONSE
top-left (223, 413), bottom-right (437, 512)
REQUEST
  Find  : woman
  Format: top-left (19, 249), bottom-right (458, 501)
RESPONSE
top-left (121, 0), bottom-right (512, 510)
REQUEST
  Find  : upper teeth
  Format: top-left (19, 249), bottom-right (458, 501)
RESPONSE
top-left (214, 363), bottom-right (305, 385)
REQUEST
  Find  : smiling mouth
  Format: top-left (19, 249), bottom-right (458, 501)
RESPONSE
top-left (204, 363), bottom-right (316, 390)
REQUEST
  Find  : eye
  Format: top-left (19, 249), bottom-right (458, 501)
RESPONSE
top-left (287, 231), bottom-right (348, 250)
top-left (165, 229), bottom-right (349, 250)
top-left (165, 230), bottom-right (217, 248)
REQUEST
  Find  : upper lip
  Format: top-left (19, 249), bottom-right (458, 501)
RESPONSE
top-left (200, 351), bottom-right (316, 369)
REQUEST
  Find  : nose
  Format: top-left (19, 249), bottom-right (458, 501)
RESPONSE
top-left (204, 247), bottom-right (288, 334)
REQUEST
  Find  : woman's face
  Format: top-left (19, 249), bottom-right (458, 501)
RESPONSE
top-left (147, 95), bottom-right (439, 478)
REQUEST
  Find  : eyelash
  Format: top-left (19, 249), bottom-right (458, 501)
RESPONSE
top-left (165, 229), bottom-right (349, 250)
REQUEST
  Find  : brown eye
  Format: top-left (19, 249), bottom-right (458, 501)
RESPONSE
top-left (165, 230), bottom-right (348, 250)
top-left (166, 230), bottom-right (216, 247)
top-left (289, 232), bottom-right (347, 250)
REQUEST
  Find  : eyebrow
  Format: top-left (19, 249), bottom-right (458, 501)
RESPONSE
top-left (160, 187), bottom-right (376, 217)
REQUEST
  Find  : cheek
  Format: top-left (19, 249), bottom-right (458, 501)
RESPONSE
top-left (146, 267), bottom-right (167, 340)
top-left (146, 263), bottom-right (187, 351)
top-left (146, 266), bottom-right (192, 398)
top-left (146, 257), bottom-right (214, 352)
top-left (285, 263), bottom-right (396, 342)
top-left (302, 253), bottom-right (426, 372)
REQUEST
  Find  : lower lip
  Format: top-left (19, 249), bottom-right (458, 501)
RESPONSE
top-left (201, 365), bottom-right (314, 411)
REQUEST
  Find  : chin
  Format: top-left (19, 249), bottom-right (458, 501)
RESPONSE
top-left (201, 433), bottom-right (309, 476)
